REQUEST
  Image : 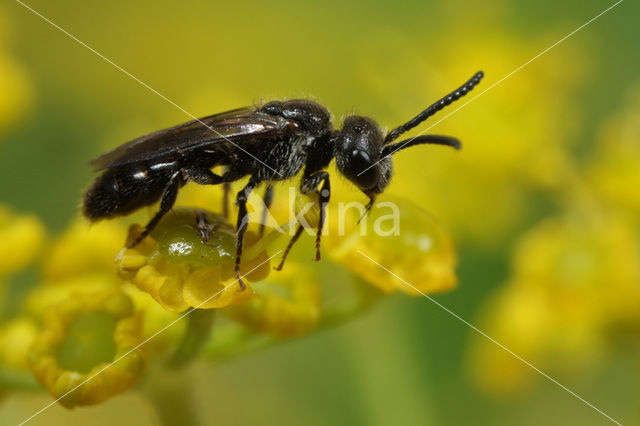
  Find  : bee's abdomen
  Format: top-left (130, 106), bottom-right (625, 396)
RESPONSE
top-left (83, 163), bottom-right (175, 221)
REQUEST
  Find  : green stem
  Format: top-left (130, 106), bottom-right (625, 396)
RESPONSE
top-left (167, 308), bottom-right (215, 369)
top-left (141, 366), bottom-right (200, 426)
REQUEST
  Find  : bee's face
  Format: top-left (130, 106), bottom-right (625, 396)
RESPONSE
top-left (335, 116), bottom-right (392, 195)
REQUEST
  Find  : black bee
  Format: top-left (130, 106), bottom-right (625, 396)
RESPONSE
top-left (84, 71), bottom-right (484, 288)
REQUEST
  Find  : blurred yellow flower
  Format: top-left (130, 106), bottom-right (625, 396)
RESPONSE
top-left (0, 205), bottom-right (46, 278)
top-left (0, 6), bottom-right (33, 134)
top-left (116, 208), bottom-right (271, 312)
top-left (29, 289), bottom-right (145, 408)
top-left (24, 274), bottom-right (118, 319)
top-left (470, 209), bottom-right (640, 394)
top-left (587, 84), bottom-right (640, 215)
top-left (224, 262), bottom-right (322, 338)
top-left (325, 195), bottom-right (457, 295)
top-left (355, 22), bottom-right (586, 246)
top-left (42, 218), bottom-right (126, 281)
top-left (0, 316), bottom-right (39, 371)
top-left (24, 218), bottom-right (124, 319)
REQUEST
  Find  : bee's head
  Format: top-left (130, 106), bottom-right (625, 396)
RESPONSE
top-left (334, 115), bottom-right (392, 197)
top-left (333, 71), bottom-right (484, 204)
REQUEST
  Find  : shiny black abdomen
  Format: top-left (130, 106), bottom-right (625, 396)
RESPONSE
top-left (83, 160), bottom-right (179, 221)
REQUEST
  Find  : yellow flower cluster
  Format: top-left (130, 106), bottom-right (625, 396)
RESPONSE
top-left (29, 290), bottom-right (145, 408)
top-left (470, 86), bottom-right (640, 394)
top-left (3, 193), bottom-right (454, 407)
top-left (224, 263), bottom-right (322, 338)
top-left (471, 210), bottom-right (640, 393)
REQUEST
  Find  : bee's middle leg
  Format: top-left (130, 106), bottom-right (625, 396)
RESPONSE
top-left (259, 184), bottom-right (274, 237)
top-left (222, 183), bottom-right (231, 218)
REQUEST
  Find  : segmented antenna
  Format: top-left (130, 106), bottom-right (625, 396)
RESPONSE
top-left (384, 71), bottom-right (484, 143)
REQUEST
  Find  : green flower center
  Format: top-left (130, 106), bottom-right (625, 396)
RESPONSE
top-left (57, 312), bottom-right (119, 374)
top-left (151, 209), bottom-right (236, 267)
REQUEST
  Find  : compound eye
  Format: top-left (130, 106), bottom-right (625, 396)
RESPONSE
top-left (349, 149), bottom-right (377, 190)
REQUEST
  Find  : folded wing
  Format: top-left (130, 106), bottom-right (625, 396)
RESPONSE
top-left (90, 106), bottom-right (300, 170)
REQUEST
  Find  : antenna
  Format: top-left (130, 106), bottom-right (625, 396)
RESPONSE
top-left (384, 71), bottom-right (484, 143)
top-left (381, 135), bottom-right (461, 157)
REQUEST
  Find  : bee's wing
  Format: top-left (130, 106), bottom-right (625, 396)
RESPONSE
top-left (90, 106), bottom-right (299, 170)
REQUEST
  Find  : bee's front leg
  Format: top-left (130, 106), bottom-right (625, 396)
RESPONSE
top-left (301, 171), bottom-right (331, 261)
top-left (274, 171), bottom-right (330, 272)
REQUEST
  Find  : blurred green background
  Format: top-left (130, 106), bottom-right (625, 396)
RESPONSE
top-left (1, 0), bottom-right (639, 425)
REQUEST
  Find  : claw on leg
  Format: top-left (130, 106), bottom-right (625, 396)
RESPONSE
top-left (195, 211), bottom-right (215, 243)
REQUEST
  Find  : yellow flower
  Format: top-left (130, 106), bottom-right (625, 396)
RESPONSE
top-left (42, 218), bottom-right (126, 281)
top-left (0, 205), bottom-right (46, 278)
top-left (25, 215), bottom-right (183, 359)
top-left (121, 285), bottom-right (184, 356)
top-left (224, 262), bottom-right (322, 337)
top-left (0, 316), bottom-right (40, 370)
top-left (29, 289), bottom-right (145, 408)
top-left (470, 209), bottom-right (640, 394)
top-left (26, 261), bottom-right (182, 362)
top-left (116, 208), bottom-right (271, 312)
top-left (511, 210), bottom-right (640, 324)
top-left (24, 219), bottom-right (125, 318)
top-left (24, 274), bottom-right (118, 320)
top-left (587, 84), bottom-right (640, 215)
top-left (0, 7), bottom-right (33, 134)
top-left (325, 195), bottom-right (457, 295)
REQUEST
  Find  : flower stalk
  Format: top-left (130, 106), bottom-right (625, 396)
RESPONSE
top-left (167, 308), bottom-right (215, 369)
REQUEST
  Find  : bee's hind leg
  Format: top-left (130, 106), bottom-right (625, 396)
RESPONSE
top-left (129, 172), bottom-right (181, 248)
top-left (182, 167), bottom-right (225, 186)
